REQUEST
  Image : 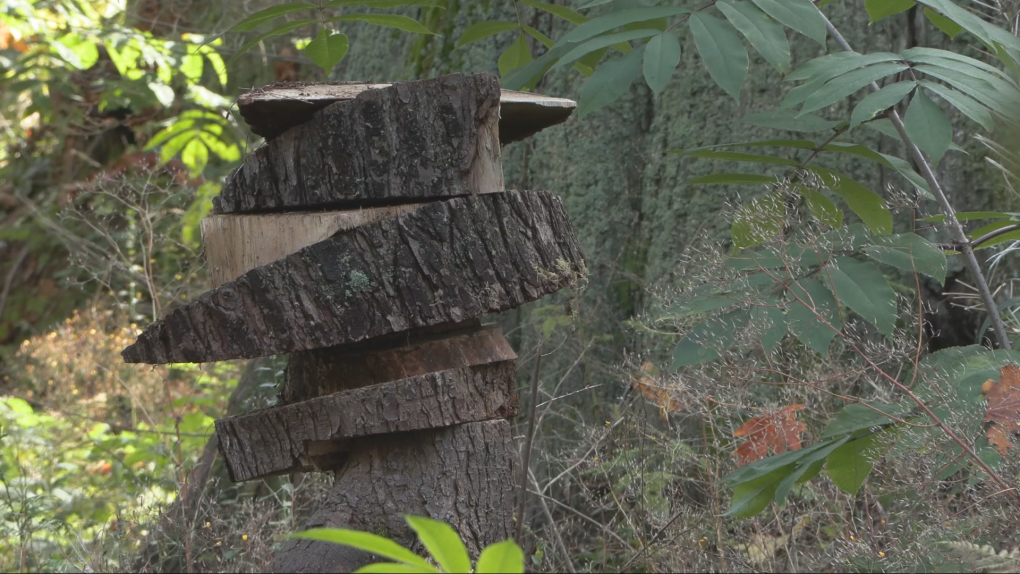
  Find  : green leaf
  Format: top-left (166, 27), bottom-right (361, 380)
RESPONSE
top-left (865, 0), bottom-right (915, 22)
top-left (555, 7), bottom-right (690, 47)
top-left (689, 12), bottom-right (749, 102)
top-left (716, 0), bottom-right (791, 73)
top-left (798, 187), bottom-right (843, 227)
top-left (744, 109), bottom-right (841, 132)
top-left (303, 29), bottom-right (349, 72)
top-left (910, 64), bottom-right (1016, 117)
top-left (686, 150), bottom-right (799, 166)
top-left (725, 465), bottom-right (794, 517)
top-left (670, 138), bottom-right (818, 155)
top-left (519, 0), bottom-right (587, 24)
top-left (732, 193), bottom-right (786, 248)
top-left (824, 257), bottom-right (898, 336)
top-left (903, 89), bottom-right (952, 165)
top-left (924, 6), bottom-right (962, 38)
top-left (354, 564), bottom-right (437, 574)
top-left (328, 14), bottom-right (437, 34)
top-left (751, 304), bottom-right (788, 352)
top-left (809, 167), bottom-right (892, 234)
top-left (672, 309), bottom-right (749, 369)
top-left (577, 46), bottom-right (644, 118)
top-left (293, 529), bottom-right (433, 570)
top-left (324, 0), bottom-right (445, 7)
top-left (785, 51), bottom-right (864, 82)
top-left (922, 211), bottom-right (1014, 223)
top-left (522, 25), bottom-right (554, 48)
top-left (457, 21), bottom-right (519, 47)
top-left (864, 233), bottom-right (947, 284)
top-left (231, 3), bottom-right (317, 32)
top-left (181, 138), bottom-right (209, 176)
top-left (685, 173), bottom-right (775, 185)
top-left (917, 80), bottom-right (993, 131)
top-left (553, 28), bottom-right (659, 70)
top-left (799, 63), bottom-right (910, 115)
top-left (750, 0), bottom-right (828, 44)
top-left (826, 431), bottom-right (892, 494)
top-left (475, 540), bottom-right (525, 574)
top-left (773, 438), bottom-right (849, 507)
top-left (405, 516), bottom-right (471, 574)
top-left (643, 32), bottom-right (682, 95)
top-left (228, 20), bottom-right (317, 66)
top-left (501, 44), bottom-right (568, 90)
top-left (786, 277), bottom-right (841, 356)
top-left (498, 33), bottom-right (533, 76)
top-left (849, 81), bottom-right (915, 131)
top-left (822, 402), bottom-right (911, 438)
top-left (782, 53), bottom-right (904, 109)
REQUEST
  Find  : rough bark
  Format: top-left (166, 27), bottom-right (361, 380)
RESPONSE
top-left (215, 74), bottom-right (504, 214)
top-left (269, 420), bottom-right (517, 573)
top-left (282, 323), bottom-right (516, 404)
top-left (123, 190), bottom-right (586, 364)
top-left (237, 82), bottom-right (575, 145)
top-left (217, 359), bottom-right (518, 482)
top-left (202, 206), bottom-right (419, 288)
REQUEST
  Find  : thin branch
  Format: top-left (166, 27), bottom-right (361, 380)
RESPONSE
top-left (819, 13), bottom-right (1012, 349)
top-left (515, 342), bottom-right (543, 546)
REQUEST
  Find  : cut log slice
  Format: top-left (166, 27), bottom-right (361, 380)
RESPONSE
top-left (122, 190), bottom-right (586, 364)
top-left (216, 358), bottom-right (518, 482)
top-left (282, 324), bottom-right (517, 404)
top-left (201, 205), bottom-right (420, 288)
top-left (237, 80), bottom-right (576, 144)
top-left (268, 420), bottom-right (516, 573)
top-left (215, 74), bottom-right (504, 214)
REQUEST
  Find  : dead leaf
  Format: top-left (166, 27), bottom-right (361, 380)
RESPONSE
top-left (631, 361), bottom-right (683, 421)
top-left (983, 365), bottom-right (1020, 456)
top-left (733, 404), bottom-right (806, 466)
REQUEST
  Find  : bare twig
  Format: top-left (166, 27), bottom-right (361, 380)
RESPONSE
top-left (527, 469), bottom-right (576, 574)
top-left (515, 342), bottom-right (543, 546)
top-left (0, 245), bottom-right (29, 323)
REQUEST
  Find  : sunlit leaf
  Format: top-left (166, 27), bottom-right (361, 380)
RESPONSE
top-left (303, 29), bottom-right (349, 72)
top-left (498, 32), bottom-right (532, 76)
top-left (865, 0), bottom-right (914, 22)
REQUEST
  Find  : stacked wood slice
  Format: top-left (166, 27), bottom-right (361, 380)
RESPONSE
top-left (121, 73), bottom-right (582, 573)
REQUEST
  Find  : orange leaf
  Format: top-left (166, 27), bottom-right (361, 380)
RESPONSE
top-left (733, 404), bottom-right (806, 466)
top-left (983, 365), bottom-right (1020, 456)
top-left (631, 361), bottom-right (683, 421)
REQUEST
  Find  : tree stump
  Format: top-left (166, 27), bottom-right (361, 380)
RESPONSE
top-left (121, 73), bottom-right (581, 573)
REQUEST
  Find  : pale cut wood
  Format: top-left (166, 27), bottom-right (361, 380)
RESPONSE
top-left (215, 359), bottom-right (518, 482)
top-left (201, 205), bottom-right (419, 288)
top-left (122, 190), bottom-right (586, 364)
top-left (238, 81), bottom-right (577, 144)
top-left (269, 420), bottom-right (516, 573)
top-left (282, 324), bottom-right (517, 404)
top-left (215, 74), bottom-right (503, 214)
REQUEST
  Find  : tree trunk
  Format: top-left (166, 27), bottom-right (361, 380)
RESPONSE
top-left (216, 357), bottom-right (519, 482)
top-left (268, 420), bottom-right (517, 573)
top-left (123, 190), bottom-right (586, 364)
top-left (215, 74), bottom-right (503, 214)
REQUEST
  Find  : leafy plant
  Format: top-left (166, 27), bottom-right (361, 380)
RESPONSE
top-left (223, 1), bottom-right (441, 74)
top-left (294, 515), bottom-right (525, 573)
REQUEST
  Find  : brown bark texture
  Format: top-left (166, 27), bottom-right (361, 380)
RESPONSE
top-left (216, 359), bottom-right (519, 482)
top-left (215, 74), bottom-right (503, 214)
top-left (122, 190), bottom-right (586, 364)
top-left (281, 323), bottom-right (516, 404)
top-left (268, 420), bottom-right (517, 573)
top-left (236, 81), bottom-right (576, 145)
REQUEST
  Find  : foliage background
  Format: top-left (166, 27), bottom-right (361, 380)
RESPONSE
top-left (2, 0), bottom-right (1020, 572)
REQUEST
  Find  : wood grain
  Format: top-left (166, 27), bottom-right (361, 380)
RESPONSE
top-left (201, 206), bottom-right (419, 288)
top-left (215, 74), bottom-right (503, 214)
top-left (237, 79), bottom-right (576, 144)
top-left (215, 359), bottom-right (518, 482)
top-left (122, 190), bottom-right (586, 364)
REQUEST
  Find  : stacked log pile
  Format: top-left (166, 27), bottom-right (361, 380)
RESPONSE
top-left (122, 73), bottom-right (582, 573)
